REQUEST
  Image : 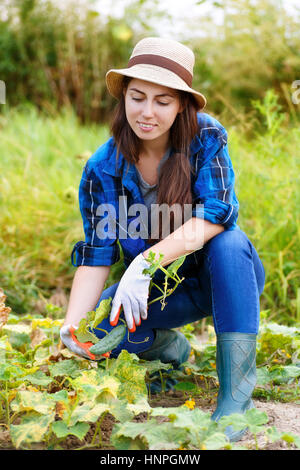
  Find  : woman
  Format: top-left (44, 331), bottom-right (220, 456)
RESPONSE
top-left (60, 37), bottom-right (265, 441)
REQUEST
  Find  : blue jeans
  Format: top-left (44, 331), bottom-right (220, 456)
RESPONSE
top-left (91, 227), bottom-right (265, 357)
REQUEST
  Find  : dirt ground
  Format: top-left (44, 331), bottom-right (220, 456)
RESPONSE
top-left (101, 393), bottom-right (300, 451)
top-left (203, 399), bottom-right (300, 450)
top-left (149, 392), bottom-right (300, 450)
top-left (239, 400), bottom-right (300, 450)
top-left (0, 393), bottom-right (299, 450)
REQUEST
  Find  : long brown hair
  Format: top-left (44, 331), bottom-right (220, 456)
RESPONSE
top-left (111, 76), bottom-right (199, 244)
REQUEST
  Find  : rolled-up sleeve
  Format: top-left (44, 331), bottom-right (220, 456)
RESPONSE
top-left (71, 165), bottom-right (120, 267)
top-left (192, 127), bottom-right (239, 230)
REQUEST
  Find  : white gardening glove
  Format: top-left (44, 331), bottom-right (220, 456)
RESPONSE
top-left (110, 253), bottom-right (151, 332)
top-left (60, 324), bottom-right (96, 360)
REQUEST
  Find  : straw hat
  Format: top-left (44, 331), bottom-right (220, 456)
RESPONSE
top-left (106, 37), bottom-right (207, 110)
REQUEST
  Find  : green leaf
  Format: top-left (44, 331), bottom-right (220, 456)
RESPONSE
top-left (140, 358), bottom-right (172, 374)
top-left (109, 350), bottom-right (148, 403)
top-left (256, 366), bottom-right (274, 385)
top-left (109, 399), bottom-right (134, 423)
top-left (135, 421), bottom-right (188, 450)
top-left (10, 412), bottom-right (55, 448)
top-left (166, 256), bottom-right (186, 276)
top-left (219, 408), bottom-right (268, 435)
top-left (72, 369), bottom-right (101, 387)
top-left (24, 370), bottom-right (53, 387)
top-left (0, 363), bottom-right (24, 381)
top-left (127, 397), bottom-right (152, 416)
top-left (73, 371), bottom-right (120, 403)
top-left (48, 359), bottom-right (80, 378)
top-left (280, 432), bottom-right (300, 448)
top-left (174, 381), bottom-right (197, 392)
top-left (152, 406), bottom-right (213, 435)
top-left (143, 251), bottom-right (164, 277)
top-left (68, 402), bottom-right (109, 426)
top-left (75, 316), bottom-right (99, 344)
top-left (92, 297), bottom-right (112, 329)
top-left (202, 432), bottom-right (228, 450)
top-left (111, 435), bottom-right (146, 450)
top-left (275, 365), bottom-right (300, 383)
top-left (49, 389), bottom-right (70, 404)
top-left (11, 390), bottom-right (56, 415)
top-left (51, 421), bottom-right (89, 440)
top-left (93, 375), bottom-right (121, 403)
top-left (257, 364), bottom-right (300, 386)
top-left (7, 332), bottom-right (31, 349)
top-left (265, 426), bottom-right (282, 443)
top-left (111, 419), bottom-right (188, 450)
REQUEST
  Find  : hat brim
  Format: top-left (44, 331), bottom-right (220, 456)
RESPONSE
top-left (106, 64), bottom-right (206, 110)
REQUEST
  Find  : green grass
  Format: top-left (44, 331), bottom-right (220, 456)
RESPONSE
top-left (0, 93), bottom-right (299, 324)
top-left (230, 91), bottom-right (300, 324)
top-left (0, 103), bottom-right (111, 312)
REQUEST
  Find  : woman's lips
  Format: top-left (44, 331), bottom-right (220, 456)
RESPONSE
top-left (137, 122), bottom-right (157, 132)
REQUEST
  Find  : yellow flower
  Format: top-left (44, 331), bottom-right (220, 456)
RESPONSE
top-left (185, 367), bottom-right (192, 375)
top-left (27, 385), bottom-right (39, 392)
top-left (210, 362), bottom-right (216, 369)
top-left (184, 398), bottom-right (196, 410)
top-left (32, 317), bottom-right (63, 329)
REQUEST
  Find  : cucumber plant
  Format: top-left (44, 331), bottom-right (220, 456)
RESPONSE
top-left (73, 251), bottom-right (187, 357)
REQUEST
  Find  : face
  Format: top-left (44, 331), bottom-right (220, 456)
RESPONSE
top-left (124, 78), bottom-right (182, 148)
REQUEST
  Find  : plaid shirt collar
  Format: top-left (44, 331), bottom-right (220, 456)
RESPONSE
top-left (102, 132), bottom-right (203, 178)
top-left (102, 140), bottom-right (143, 203)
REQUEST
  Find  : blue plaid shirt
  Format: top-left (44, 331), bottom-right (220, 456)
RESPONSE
top-left (71, 112), bottom-right (239, 268)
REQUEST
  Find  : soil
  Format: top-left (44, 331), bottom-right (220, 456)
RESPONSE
top-left (148, 392), bottom-right (300, 450)
top-left (1, 326), bottom-right (299, 451)
top-left (65, 394), bottom-right (300, 450)
top-left (1, 390), bottom-right (299, 450)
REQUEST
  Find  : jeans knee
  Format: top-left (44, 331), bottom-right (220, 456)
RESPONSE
top-left (96, 282), bottom-right (119, 308)
top-left (204, 228), bottom-right (250, 260)
top-left (204, 228), bottom-right (265, 297)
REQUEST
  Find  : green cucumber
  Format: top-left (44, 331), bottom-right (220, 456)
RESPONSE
top-left (89, 324), bottom-right (127, 355)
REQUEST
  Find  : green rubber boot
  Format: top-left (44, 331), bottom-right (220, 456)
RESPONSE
top-left (211, 332), bottom-right (257, 442)
top-left (138, 328), bottom-right (191, 394)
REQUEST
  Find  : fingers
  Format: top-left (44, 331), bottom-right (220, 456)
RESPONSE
top-left (122, 298), bottom-right (136, 332)
top-left (60, 324), bottom-right (73, 340)
top-left (139, 299), bottom-right (148, 320)
top-left (110, 298), bottom-right (148, 332)
top-left (69, 325), bottom-right (96, 360)
top-left (131, 298), bottom-right (141, 328)
top-left (60, 325), bottom-right (94, 360)
top-left (110, 304), bottom-right (122, 326)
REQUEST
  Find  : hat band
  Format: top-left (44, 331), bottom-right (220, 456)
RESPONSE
top-left (127, 54), bottom-right (193, 87)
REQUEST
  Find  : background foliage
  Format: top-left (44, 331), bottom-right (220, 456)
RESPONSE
top-left (0, 0), bottom-right (299, 327)
top-left (0, 0), bottom-right (300, 126)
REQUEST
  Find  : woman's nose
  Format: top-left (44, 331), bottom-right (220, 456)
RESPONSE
top-left (142, 100), bottom-right (154, 118)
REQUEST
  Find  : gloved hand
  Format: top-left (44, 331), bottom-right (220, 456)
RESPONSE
top-left (60, 324), bottom-right (109, 360)
top-left (110, 253), bottom-right (151, 332)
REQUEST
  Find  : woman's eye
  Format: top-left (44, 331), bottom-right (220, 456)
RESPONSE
top-left (131, 97), bottom-right (169, 105)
